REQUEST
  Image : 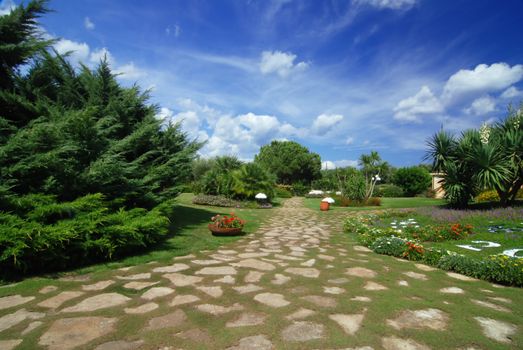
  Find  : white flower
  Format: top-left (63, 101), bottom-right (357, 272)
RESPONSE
top-left (479, 122), bottom-right (491, 144)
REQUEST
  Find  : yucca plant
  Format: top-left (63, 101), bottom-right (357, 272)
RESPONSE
top-left (426, 105), bottom-right (523, 207)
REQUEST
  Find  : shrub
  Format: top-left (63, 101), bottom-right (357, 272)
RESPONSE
top-left (393, 166), bottom-right (432, 197)
top-left (331, 194), bottom-right (351, 207)
top-left (475, 189), bottom-right (500, 202)
top-left (275, 186), bottom-right (293, 198)
top-left (422, 247), bottom-right (451, 266)
top-left (233, 163), bottom-right (276, 200)
top-left (484, 255), bottom-right (523, 286)
top-left (365, 197), bottom-right (382, 206)
top-left (437, 253), bottom-right (482, 277)
top-left (376, 184), bottom-right (404, 197)
top-left (291, 183), bottom-right (309, 196)
top-left (370, 236), bottom-right (406, 257)
top-left (344, 173), bottom-right (366, 201)
top-left (192, 194), bottom-right (240, 207)
top-left (0, 194), bottom-right (169, 277)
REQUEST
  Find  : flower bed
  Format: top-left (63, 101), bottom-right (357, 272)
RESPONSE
top-left (344, 213), bottom-right (523, 286)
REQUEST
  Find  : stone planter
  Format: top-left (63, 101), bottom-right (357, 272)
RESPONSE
top-left (208, 224), bottom-right (243, 236)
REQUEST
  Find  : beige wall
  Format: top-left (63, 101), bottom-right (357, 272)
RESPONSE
top-left (431, 173), bottom-right (445, 199)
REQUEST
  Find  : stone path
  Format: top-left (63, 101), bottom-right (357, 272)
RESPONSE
top-left (0, 197), bottom-right (522, 349)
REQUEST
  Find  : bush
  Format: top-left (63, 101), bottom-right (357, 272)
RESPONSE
top-left (192, 195), bottom-right (240, 207)
top-left (344, 173), bottom-right (366, 201)
top-left (422, 247), bottom-right (451, 266)
top-left (376, 184), bottom-right (404, 197)
top-left (370, 236), bottom-right (406, 257)
top-left (291, 183), bottom-right (309, 196)
top-left (475, 189), bottom-right (500, 202)
top-left (0, 194), bottom-right (169, 277)
top-left (365, 197), bottom-right (382, 206)
top-left (475, 189), bottom-right (523, 203)
top-left (233, 163), bottom-right (275, 200)
top-left (275, 185), bottom-right (293, 198)
top-left (393, 166), bottom-right (431, 197)
top-left (484, 255), bottom-right (523, 286)
top-left (437, 253), bottom-right (482, 277)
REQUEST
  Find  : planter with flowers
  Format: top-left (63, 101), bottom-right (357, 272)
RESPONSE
top-left (208, 214), bottom-right (246, 236)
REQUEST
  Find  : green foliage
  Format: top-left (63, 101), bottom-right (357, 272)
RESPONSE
top-left (393, 166), bottom-right (431, 197)
top-left (275, 185), bottom-right (293, 198)
top-left (233, 163), bottom-right (275, 200)
top-left (426, 107), bottom-right (523, 207)
top-left (254, 140), bottom-right (321, 185)
top-left (345, 213), bottom-right (523, 286)
top-left (375, 184), bottom-right (404, 197)
top-left (370, 236), bottom-right (406, 257)
top-left (358, 151), bottom-right (390, 199)
top-left (0, 2), bottom-right (200, 277)
top-left (0, 0), bottom-right (52, 90)
top-left (422, 247), bottom-right (451, 266)
top-left (0, 194), bottom-right (169, 277)
top-left (344, 172), bottom-right (366, 201)
top-left (290, 182), bottom-right (310, 196)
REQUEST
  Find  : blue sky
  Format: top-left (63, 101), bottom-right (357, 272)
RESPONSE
top-left (3, 0), bottom-right (523, 168)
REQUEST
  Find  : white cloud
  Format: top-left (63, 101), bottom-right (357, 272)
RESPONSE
top-left (166, 24), bottom-right (181, 37)
top-left (464, 95), bottom-right (496, 116)
top-left (0, 0), bottom-right (15, 15)
top-left (114, 62), bottom-right (147, 80)
top-left (346, 137), bottom-right (354, 145)
top-left (84, 17), bottom-right (95, 30)
top-left (501, 86), bottom-right (523, 99)
top-left (89, 47), bottom-right (114, 65)
top-left (53, 39), bottom-right (90, 64)
top-left (442, 63), bottom-right (523, 102)
top-left (259, 50), bottom-right (309, 77)
top-left (393, 86), bottom-right (444, 122)
top-left (321, 161), bottom-right (336, 170)
top-left (322, 159), bottom-right (358, 170)
top-left (355, 0), bottom-right (417, 10)
top-left (311, 114), bottom-right (344, 134)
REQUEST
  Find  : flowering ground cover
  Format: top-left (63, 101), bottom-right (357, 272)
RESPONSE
top-left (345, 207), bottom-right (523, 286)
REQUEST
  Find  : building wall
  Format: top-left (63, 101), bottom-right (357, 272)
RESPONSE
top-left (431, 173), bottom-right (445, 199)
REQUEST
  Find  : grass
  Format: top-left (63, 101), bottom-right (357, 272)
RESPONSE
top-left (304, 197), bottom-right (445, 212)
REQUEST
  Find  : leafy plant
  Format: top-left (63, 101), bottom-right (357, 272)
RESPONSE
top-left (376, 184), bottom-right (404, 197)
top-left (370, 236), bottom-right (406, 257)
top-left (233, 163), bottom-right (275, 200)
top-left (426, 108), bottom-right (523, 207)
top-left (393, 166), bottom-right (431, 197)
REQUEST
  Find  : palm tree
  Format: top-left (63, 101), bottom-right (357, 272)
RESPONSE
top-left (426, 107), bottom-right (522, 207)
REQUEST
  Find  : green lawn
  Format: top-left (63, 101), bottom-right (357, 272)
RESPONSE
top-left (304, 197), bottom-right (445, 212)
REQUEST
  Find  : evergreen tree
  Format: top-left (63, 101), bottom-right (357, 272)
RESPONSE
top-left (0, 1), bottom-right (202, 276)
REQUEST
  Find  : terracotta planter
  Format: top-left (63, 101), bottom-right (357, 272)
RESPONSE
top-left (320, 202), bottom-right (330, 211)
top-left (208, 224), bottom-right (243, 236)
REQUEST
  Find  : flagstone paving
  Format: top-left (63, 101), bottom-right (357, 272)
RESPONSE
top-left (0, 197), bottom-right (522, 349)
